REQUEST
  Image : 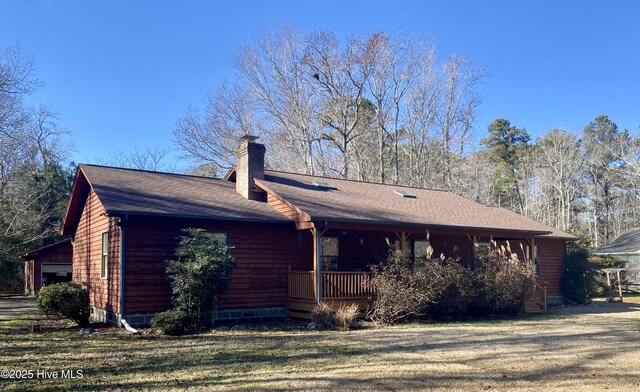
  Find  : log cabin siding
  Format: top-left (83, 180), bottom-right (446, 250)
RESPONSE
top-left (72, 189), bottom-right (121, 314)
top-left (123, 216), bottom-right (312, 314)
top-left (67, 187), bottom-right (568, 317)
top-left (535, 238), bottom-right (565, 297)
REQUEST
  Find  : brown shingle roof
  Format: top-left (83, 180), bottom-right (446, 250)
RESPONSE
top-left (79, 164), bottom-right (290, 223)
top-left (65, 164), bottom-right (575, 240)
top-left (256, 170), bottom-right (576, 239)
top-left (21, 239), bottom-right (72, 259)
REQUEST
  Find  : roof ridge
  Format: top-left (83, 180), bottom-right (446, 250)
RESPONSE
top-left (264, 169), bottom-right (456, 194)
top-left (80, 163), bottom-right (223, 181)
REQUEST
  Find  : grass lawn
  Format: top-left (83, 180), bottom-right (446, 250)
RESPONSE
top-left (1, 296), bottom-right (639, 391)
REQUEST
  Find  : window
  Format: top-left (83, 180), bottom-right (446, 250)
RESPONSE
top-left (321, 237), bottom-right (340, 271)
top-left (412, 240), bottom-right (431, 265)
top-left (211, 232), bottom-right (229, 249)
top-left (101, 233), bottom-right (108, 279)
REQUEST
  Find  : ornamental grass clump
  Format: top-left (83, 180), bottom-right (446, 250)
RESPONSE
top-left (310, 302), bottom-right (360, 330)
top-left (473, 241), bottom-right (535, 315)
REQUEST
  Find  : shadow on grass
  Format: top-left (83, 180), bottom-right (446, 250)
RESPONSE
top-left (1, 296), bottom-right (639, 391)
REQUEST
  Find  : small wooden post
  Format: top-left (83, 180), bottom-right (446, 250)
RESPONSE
top-left (616, 269), bottom-right (623, 301)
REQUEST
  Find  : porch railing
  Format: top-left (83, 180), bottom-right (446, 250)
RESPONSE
top-left (288, 271), bottom-right (315, 299)
top-left (532, 281), bottom-right (547, 311)
top-left (288, 270), bottom-right (374, 300)
top-left (322, 271), bottom-right (374, 299)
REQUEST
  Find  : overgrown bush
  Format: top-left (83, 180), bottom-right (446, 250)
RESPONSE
top-left (166, 228), bottom-right (236, 329)
top-left (310, 302), bottom-right (360, 330)
top-left (151, 310), bottom-right (191, 335)
top-left (475, 243), bottom-right (534, 315)
top-left (37, 282), bottom-right (90, 326)
top-left (432, 260), bottom-right (475, 317)
top-left (368, 242), bottom-right (535, 324)
top-left (367, 250), bottom-right (448, 324)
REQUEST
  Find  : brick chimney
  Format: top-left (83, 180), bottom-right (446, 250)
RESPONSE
top-left (235, 135), bottom-right (265, 200)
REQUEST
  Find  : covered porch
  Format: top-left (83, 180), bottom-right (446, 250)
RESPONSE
top-left (286, 222), bottom-right (548, 319)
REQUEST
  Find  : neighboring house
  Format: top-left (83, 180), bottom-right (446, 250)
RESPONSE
top-left (593, 228), bottom-right (640, 284)
top-left (22, 239), bottom-right (73, 296)
top-left (61, 136), bottom-right (576, 327)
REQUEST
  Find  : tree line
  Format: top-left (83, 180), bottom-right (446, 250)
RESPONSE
top-left (0, 46), bottom-right (72, 292)
top-left (175, 26), bottom-right (640, 247)
top-left (1, 28), bottom-right (639, 293)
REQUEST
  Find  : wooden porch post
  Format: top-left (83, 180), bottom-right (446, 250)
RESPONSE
top-left (396, 232), bottom-right (409, 258)
top-left (312, 227), bottom-right (322, 304)
top-left (530, 237), bottom-right (535, 271)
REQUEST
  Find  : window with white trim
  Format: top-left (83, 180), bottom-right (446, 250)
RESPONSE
top-left (101, 232), bottom-right (108, 279)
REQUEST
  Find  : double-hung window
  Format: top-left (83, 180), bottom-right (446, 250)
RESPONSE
top-left (101, 233), bottom-right (108, 279)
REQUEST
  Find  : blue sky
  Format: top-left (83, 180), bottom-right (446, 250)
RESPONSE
top-left (2, 1), bottom-right (639, 167)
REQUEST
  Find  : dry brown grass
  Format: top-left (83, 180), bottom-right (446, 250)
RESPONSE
top-left (1, 296), bottom-right (639, 391)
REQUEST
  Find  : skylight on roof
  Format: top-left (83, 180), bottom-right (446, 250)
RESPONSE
top-left (312, 181), bottom-right (337, 190)
top-left (394, 190), bottom-right (416, 198)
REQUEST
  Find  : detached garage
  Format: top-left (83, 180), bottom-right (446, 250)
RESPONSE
top-left (22, 239), bottom-right (72, 295)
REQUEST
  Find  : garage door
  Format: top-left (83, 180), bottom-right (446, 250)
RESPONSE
top-left (41, 264), bottom-right (72, 274)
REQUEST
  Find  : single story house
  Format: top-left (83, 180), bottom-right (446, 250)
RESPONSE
top-left (61, 136), bottom-right (576, 327)
top-left (593, 228), bottom-right (640, 284)
top-left (22, 239), bottom-right (73, 296)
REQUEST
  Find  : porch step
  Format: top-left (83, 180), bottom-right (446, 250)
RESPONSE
top-left (524, 299), bottom-right (546, 314)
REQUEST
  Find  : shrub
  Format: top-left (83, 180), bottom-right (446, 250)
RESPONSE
top-left (335, 303), bottom-right (360, 331)
top-left (475, 243), bottom-right (534, 315)
top-left (368, 242), bottom-right (536, 323)
top-left (151, 310), bottom-right (191, 335)
top-left (310, 302), bottom-right (337, 329)
top-left (37, 282), bottom-right (90, 326)
top-left (367, 250), bottom-right (447, 324)
top-left (166, 228), bottom-right (236, 328)
top-left (561, 243), bottom-right (598, 303)
top-left (433, 261), bottom-right (475, 317)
